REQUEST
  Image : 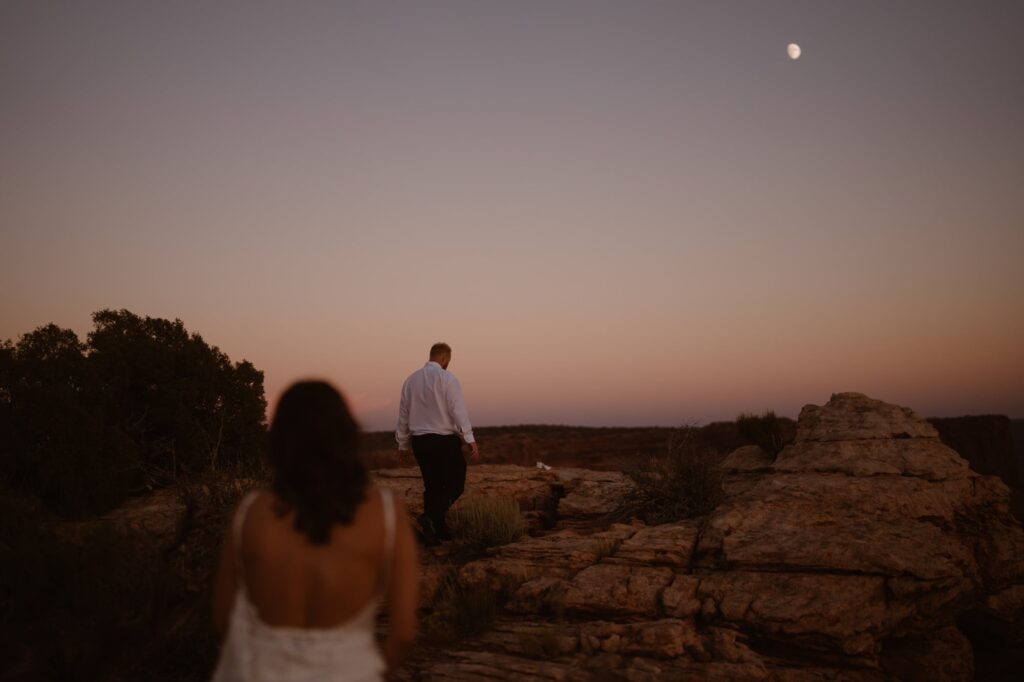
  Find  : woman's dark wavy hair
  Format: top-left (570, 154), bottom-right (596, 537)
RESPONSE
top-left (268, 381), bottom-right (368, 544)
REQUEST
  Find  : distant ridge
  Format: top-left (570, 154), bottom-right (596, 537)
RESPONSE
top-left (362, 421), bottom-right (798, 471)
top-left (1013, 418), bottom-right (1024, 490)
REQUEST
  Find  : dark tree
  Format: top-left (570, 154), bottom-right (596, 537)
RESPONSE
top-left (0, 311), bottom-right (267, 517)
top-left (0, 325), bottom-right (134, 516)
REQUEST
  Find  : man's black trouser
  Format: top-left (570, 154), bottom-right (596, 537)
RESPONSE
top-left (411, 433), bottom-right (466, 536)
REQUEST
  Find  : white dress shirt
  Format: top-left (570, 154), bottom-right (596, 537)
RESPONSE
top-left (395, 361), bottom-right (475, 450)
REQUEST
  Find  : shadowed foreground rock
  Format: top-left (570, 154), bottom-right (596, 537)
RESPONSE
top-left (383, 393), bottom-right (1024, 681)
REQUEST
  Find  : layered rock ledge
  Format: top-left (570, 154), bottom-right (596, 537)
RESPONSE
top-left (384, 393), bottom-right (1024, 681)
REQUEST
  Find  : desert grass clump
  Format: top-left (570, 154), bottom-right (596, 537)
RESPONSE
top-left (736, 410), bottom-right (786, 456)
top-left (420, 573), bottom-right (498, 645)
top-left (446, 495), bottom-right (527, 549)
top-left (518, 624), bottom-right (574, 659)
top-left (623, 428), bottom-right (725, 524)
top-left (591, 536), bottom-right (620, 561)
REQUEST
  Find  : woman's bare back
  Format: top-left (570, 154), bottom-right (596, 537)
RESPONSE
top-left (240, 486), bottom-right (390, 628)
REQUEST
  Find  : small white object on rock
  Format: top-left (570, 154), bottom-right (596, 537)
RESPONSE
top-left (536, 461), bottom-right (552, 471)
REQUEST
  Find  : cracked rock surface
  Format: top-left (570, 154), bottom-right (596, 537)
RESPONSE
top-left (382, 393), bottom-right (1024, 681)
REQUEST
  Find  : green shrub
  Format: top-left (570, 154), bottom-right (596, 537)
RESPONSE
top-left (736, 410), bottom-right (785, 456)
top-left (623, 428), bottom-right (724, 524)
top-left (447, 495), bottom-right (527, 549)
top-left (420, 572), bottom-right (498, 645)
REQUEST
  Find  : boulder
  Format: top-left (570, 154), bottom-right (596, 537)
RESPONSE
top-left (794, 392), bottom-right (939, 442)
top-left (721, 444), bottom-right (776, 473)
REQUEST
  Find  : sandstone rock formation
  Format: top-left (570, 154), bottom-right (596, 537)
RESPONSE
top-left (387, 393), bottom-right (1024, 681)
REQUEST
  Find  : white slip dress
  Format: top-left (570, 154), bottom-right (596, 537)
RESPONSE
top-left (211, 488), bottom-right (395, 682)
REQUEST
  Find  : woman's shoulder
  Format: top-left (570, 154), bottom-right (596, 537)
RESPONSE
top-left (365, 484), bottom-right (405, 510)
top-left (240, 487), bottom-right (273, 511)
top-left (237, 488), bottom-right (293, 534)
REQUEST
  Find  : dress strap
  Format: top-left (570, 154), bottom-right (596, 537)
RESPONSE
top-left (379, 487), bottom-right (396, 597)
top-left (232, 491), bottom-right (261, 585)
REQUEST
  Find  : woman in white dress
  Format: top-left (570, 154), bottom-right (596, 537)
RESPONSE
top-left (210, 381), bottom-right (418, 681)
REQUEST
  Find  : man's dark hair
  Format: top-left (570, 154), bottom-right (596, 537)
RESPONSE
top-left (268, 381), bottom-right (368, 544)
top-left (429, 342), bottom-right (452, 359)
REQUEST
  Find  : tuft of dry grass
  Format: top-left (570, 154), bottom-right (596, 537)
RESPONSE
top-left (420, 572), bottom-right (498, 645)
top-left (736, 410), bottom-right (786, 456)
top-left (518, 624), bottom-right (575, 659)
top-left (447, 495), bottom-right (527, 549)
top-left (591, 537), bottom-right (619, 560)
top-left (622, 428), bottom-right (725, 524)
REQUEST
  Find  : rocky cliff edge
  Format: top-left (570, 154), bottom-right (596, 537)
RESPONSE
top-left (380, 393), bottom-right (1024, 681)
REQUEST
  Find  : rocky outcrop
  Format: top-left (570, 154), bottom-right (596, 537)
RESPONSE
top-left (38, 394), bottom-right (1020, 680)
top-left (373, 465), bottom-right (634, 530)
top-left (392, 393), bottom-right (1024, 681)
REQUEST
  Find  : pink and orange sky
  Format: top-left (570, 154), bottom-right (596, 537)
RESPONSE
top-left (2, 1), bottom-right (1022, 431)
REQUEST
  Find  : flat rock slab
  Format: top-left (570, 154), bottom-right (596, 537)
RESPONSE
top-left (374, 465), bottom-right (561, 514)
top-left (553, 468), bottom-right (635, 517)
top-left (458, 525), bottom-right (638, 598)
top-left (607, 520), bottom-right (701, 568)
top-left (560, 563), bottom-right (675, 617)
top-left (697, 571), bottom-right (888, 655)
top-left (375, 465), bottom-right (634, 519)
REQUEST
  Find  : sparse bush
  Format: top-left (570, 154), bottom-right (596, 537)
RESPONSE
top-left (420, 572), bottom-right (498, 645)
top-left (0, 487), bottom-right (174, 680)
top-left (447, 495), bottom-right (527, 549)
top-left (0, 471), bottom-right (265, 681)
top-left (173, 472), bottom-right (264, 593)
top-left (736, 410), bottom-right (786, 456)
top-left (623, 428), bottom-right (724, 524)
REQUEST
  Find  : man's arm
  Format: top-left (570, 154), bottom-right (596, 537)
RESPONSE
top-left (395, 379), bottom-right (412, 452)
top-left (446, 375), bottom-right (479, 462)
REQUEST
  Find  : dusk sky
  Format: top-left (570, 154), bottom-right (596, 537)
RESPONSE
top-left (2, 1), bottom-right (1022, 431)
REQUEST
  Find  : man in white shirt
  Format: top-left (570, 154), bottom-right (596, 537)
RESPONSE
top-left (396, 342), bottom-right (480, 545)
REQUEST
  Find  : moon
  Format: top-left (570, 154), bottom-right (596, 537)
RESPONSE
top-left (787, 43), bottom-right (801, 60)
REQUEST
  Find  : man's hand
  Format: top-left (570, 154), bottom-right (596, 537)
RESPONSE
top-left (468, 441), bottom-right (480, 463)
